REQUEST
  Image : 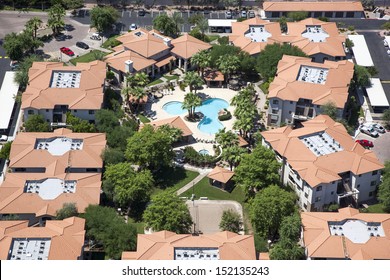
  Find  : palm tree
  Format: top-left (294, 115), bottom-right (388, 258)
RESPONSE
top-left (134, 72), bottom-right (149, 87)
top-left (172, 12), bottom-right (184, 36)
top-left (233, 116), bottom-right (254, 138)
top-left (222, 145), bottom-right (246, 171)
top-left (25, 17), bottom-right (43, 40)
top-left (183, 71), bottom-right (204, 93)
top-left (182, 92), bottom-right (202, 119)
top-left (158, 125), bottom-right (183, 143)
top-left (215, 128), bottom-right (239, 149)
top-left (217, 54), bottom-right (240, 83)
top-left (197, 18), bottom-right (209, 41)
top-left (191, 50), bottom-right (211, 77)
top-left (93, 51), bottom-right (105, 61)
top-left (47, 4), bottom-right (65, 35)
top-left (130, 86), bottom-right (147, 112)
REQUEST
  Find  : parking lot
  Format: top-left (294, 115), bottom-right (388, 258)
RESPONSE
top-left (355, 126), bottom-right (390, 164)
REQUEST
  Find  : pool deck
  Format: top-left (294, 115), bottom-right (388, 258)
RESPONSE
top-left (149, 85), bottom-right (237, 143)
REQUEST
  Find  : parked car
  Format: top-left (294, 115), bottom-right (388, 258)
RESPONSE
top-left (10, 60), bottom-right (19, 70)
top-left (60, 47), bottom-right (75, 56)
top-left (360, 125), bottom-right (379, 137)
top-left (129, 23), bottom-right (138, 31)
top-left (76, 41), bottom-right (89, 49)
top-left (55, 34), bottom-right (66, 41)
top-left (90, 33), bottom-right (101, 40)
top-left (370, 123), bottom-right (386, 134)
top-left (138, 9), bottom-right (145, 16)
top-left (0, 135), bottom-right (8, 142)
top-left (355, 139), bottom-right (374, 148)
top-left (241, 10), bottom-right (247, 18)
top-left (225, 10), bottom-right (232, 19)
top-left (249, 11), bottom-right (255, 18)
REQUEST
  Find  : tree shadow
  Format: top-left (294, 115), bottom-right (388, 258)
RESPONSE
top-left (153, 166), bottom-right (188, 190)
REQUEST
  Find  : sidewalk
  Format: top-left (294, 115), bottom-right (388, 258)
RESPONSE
top-left (176, 169), bottom-right (209, 196)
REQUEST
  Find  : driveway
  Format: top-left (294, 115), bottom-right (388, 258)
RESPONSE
top-left (355, 130), bottom-right (390, 164)
top-left (186, 200), bottom-right (243, 234)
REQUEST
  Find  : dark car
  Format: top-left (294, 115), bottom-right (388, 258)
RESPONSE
top-left (60, 47), bottom-right (75, 56)
top-left (76, 41), bottom-right (89, 49)
top-left (355, 139), bottom-right (374, 148)
top-left (138, 9), bottom-right (145, 16)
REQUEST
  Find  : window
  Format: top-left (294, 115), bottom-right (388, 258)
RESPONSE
top-left (369, 191), bottom-right (374, 197)
top-left (290, 101), bottom-right (293, 104)
top-left (372, 170), bottom-right (378, 176)
top-left (86, 168), bottom-right (98, 172)
top-left (271, 12), bottom-right (279, 18)
top-left (28, 110), bottom-right (34, 115)
top-left (289, 111), bottom-right (292, 114)
top-left (370, 181), bottom-right (376, 186)
top-left (73, 110), bottom-right (78, 113)
top-left (272, 100), bottom-right (279, 105)
top-left (272, 109), bottom-right (278, 114)
top-left (303, 203), bottom-right (308, 210)
top-left (88, 110), bottom-right (95, 115)
top-left (304, 193), bottom-right (309, 198)
top-left (356, 184), bottom-right (360, 189)
top-left (325, 12), bottom-right (333, 17)
top-left (331, 191), bottom-right (334, 195)
top-left (346, 12), bottom-right (354, 18)
top-left (358, 174), bottom-right (362, 177)
top-left (317, 105), bottom-right (320, 108)
top-left (317, 186), bottom-right (322, 192)
top-left (335, 12), bottom-right (344, 18)
top-left (315, 197), bottom-right (321, 202)
top-left (313, 12), bottom-right (322, 18)
top-left (45, 109), bottom-right (49, 112)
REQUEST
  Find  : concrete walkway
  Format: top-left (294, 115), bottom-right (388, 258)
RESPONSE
top-left (177, 171), bottom-right (209, 196)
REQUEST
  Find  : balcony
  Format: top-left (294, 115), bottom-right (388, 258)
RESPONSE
top-left (337, 181), bottom-right (359, 201)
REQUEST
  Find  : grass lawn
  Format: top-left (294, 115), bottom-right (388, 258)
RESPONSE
top-left (181, 177), bottom-right (245, 203)
top-left (147, 78), bottom-right (163, 86)
top-left (363, 203), bottom-right (385, 213)
top-left (69, 50), bottom-right (107, 65)
top-left (207, 35), bottom-right (220, 42)
top-left (137, 114), bottom-right (150, 123)
top-left (153, 167), bottom-right (199, 193)
top-left (163, 74), bottom-right (180, 81)
top-left (102, 35), bottom-right (121, 49)
top-left (259, 82), bottom-right (269, 95)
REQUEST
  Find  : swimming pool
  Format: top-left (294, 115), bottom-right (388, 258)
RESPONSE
top-left (163, 98), bottom-right (229, 135)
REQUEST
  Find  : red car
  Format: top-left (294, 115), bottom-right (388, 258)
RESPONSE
top-left (356, 139), bottom-right (374, 148)
top-left (60, 47), bottom-right (74, 56)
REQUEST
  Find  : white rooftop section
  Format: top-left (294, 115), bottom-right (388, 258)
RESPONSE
top-left (300, 132), bottom-right (343, 157)
top-left (208, 19), bottom-right (237, 27)
top-left (24, 178), bottom-right (77, 200)
top-left (244, 25), bottom-right (272, 42)
top-left (35, 137), bottom-right (83, 156)
top-left (329, 220), bottom-right (385, 244)
top-left (8, 238), bottom-right (51, 260)
top-left (0, 72), bottom-right (18, 130)
top-left (297, 65), bottom-right (328, 85)
top-left (174, 248), bottom-right (219, 260)
top-left (50, 71), bottom-right (81, 88)
top-left (348, 35), bottom-right (374, 67)
top-left (301, 25), bottom-right (329, 42)
top-left (365, 78), bottom-right (390, 108)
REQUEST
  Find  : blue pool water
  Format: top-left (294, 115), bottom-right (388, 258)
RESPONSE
top-left (198, 149), bottom-right (210, 155)
top-left (162, 98), bottom-right (229, 135)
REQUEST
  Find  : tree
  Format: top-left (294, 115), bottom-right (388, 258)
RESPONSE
top-left (107, 125), bottom-right (136, 151)
top-left (321, 101), bottom-right (338, 120)
top-left (143, 190), bottom-right (193, 233)
top-left (15, 55), bottom-right (43, 91)
top-left (219, 209), bottom-right (242, 233)
top-left (158, 124), bottom-right (183, 142)
top-left (153, 14), bottom-right (177, 38)
top-left (197, 18), bottom-right (209, 41)
top-left (256, 43), bottom-right (307, 81)
top-left (279, 213), bottom-right (301, 241)
top-left (25, 115), bottom-right (50, 132)
top-left (278, 16), bottom-right (288, 33)
top-left (125, 125), bottom-right (175, 169)
top-left (217, 54), bottom-right (240, 82)
top-left (183, 71), bottom-right (203, 93)
top-left (362, 0), bottom-right (374, 9)
top-left (66, 113), bottom-right (95, 133)
top-left (345, 38), bottom-right (354, 49)
top-left (190, 50), bottom-right (211, 76)
top-left (63, 0), bottom-right (84, 10)
top-left (25, 17), bottom-right (43, 40)
top-left (378, 161), bottom-right (390, 212)
top-left (0, 141), bottom-right (12, 160)
top-left (3, 32), bottom-right (25, 61)
top-left (55, 203), bottom-right (78, 220)
top-left (209, 44), bottom-right (240, 68)
top-left (95, 109), bottom-right (120, 133)
top-left (101, 147), bottom-right (126, 165)
top-left (250, 185), bottom-right (296, 240)
top-left (47, 4), bottom-right (65, 35)
top-left (383, 109), bottom-right (390, 129)
top-left (269, 239), bottom-right (305, 260)
top-left (84, 205), bottom-right (137, 259)
top-left (234, 145), bottom-right (281, 199)
top-left (382, 22), bottom-right (390, 31)
top-left (188, 13), bottom-right (204, 26)
top-left (222, 145), bottom-right (246, 170)
top-left (182, 92), bottom-right (202, 119)
top-left (90, 6), bottom-right (120, 33)
top-left (172, 12), bottom-right (184, 36)
top-left (215, 128), bottom-right (239, 149)
top-left (287, 11), bottom-right (309, 21)
top-left (354, 65), bottom-right (372, 88)
top-left (103, 163), bottom-right (154, 217)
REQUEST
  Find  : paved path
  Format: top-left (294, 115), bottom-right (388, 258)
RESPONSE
top-left (177, 169), bottom-right (210, 196)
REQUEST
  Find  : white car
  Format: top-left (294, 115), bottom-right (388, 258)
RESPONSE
top-left (0, 135), bottom-right (8, 142)
top-left (241, 10), bottom-right (247, 18)
top-left (225, 10), bottom-right (232, 19)
top-left (370, 123), bottom-right (386, 134)
top-left (129, 23), bottom-right (137, 31)
top-left (360, 125), bottom-right (379, 137)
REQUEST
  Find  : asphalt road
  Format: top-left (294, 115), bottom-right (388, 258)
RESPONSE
top-left (0, 46), bottom-right (11, 86)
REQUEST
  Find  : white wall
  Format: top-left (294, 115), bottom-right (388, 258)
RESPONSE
top-left (71, 109), bottom-right (96, 122)
top-left (353, 171), bottom-right (381, 202)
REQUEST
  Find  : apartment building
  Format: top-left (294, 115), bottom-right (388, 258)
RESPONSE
top-left (267, 55), bottom-right (354, 126)
top-left (301, 207), bottom-right (390, 260)
top-left (105, 29), bottom-right (211, 82)
top-left (261, 115), bottom-right (383, 211)
top-left (263, 1), bottom-right (364, 19)
top-left (0, 128), bottom-right (106, 225)
top-left (0, 217), bottom-right (85, 260)
top-left (21, 61), bottom-right (106, 125)
top-left (122, 231), bottom-right (256, 260)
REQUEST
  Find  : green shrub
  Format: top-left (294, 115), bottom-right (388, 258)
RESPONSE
top-left (102, 36), bottom-right (121, 49)
top-left (217, 36), bottom-right (229, 45)
top-left (183, 146), bottom-right (217, 167)
top-left (218, 109), bottom-right (232, 121)
top-left (179, 82), bottom-right (187, 91)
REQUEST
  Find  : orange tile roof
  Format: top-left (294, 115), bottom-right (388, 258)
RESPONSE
top-left (0, 217), bottom-right (85, 260)
top-left (129, 94), bottom-right (148, 104)
top-left (122, 230), bottom-right (256, 260)
top-left (142, 117), bottom-right (193, 137)
top-left (21, 61), bottom-right (106, 110)
top-left (301, 207), bottom-right (390, 260)
top-left (263, 1), bottom-right (364, 12)
top-left (204, 69), bottom-right (224, 82)
top-left (283, 18), bottom-right (346, 57)
top-left (155, 55), bottom-right (176, 68)
top-left (171, 33), bottom-right (212, 59)
top-left (268, 55), bottom-right (354, 108)
top-left (105, 49), bottom-right (156, 72)
top-left (9, 128), bottom-right (106, 170)
top-left (261, 115), bottom-right (384, 187)
top-left (230, 18), bottom-right (282, 56)
top-left (207, 166), bottom-right (235, 184)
